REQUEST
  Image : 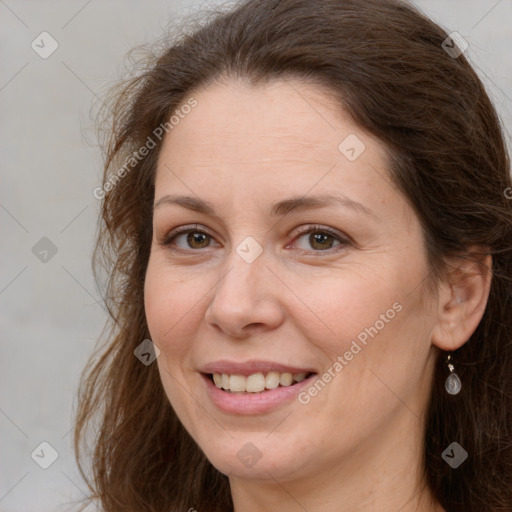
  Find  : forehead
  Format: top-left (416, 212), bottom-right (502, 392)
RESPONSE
top-left (159, 78), bottom-right (364, 160)
top-left (154, 77), bottom-right (400, 220)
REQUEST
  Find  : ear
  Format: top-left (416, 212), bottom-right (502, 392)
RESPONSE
top-left (431, 247), bottom-right (492, 351)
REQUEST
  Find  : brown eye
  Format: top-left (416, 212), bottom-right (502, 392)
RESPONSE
top-left (308, 232), bottom-right (336, 250)
top-left (184, 231), bottom-right (211, 249)
top-left (291, 225), bottom-right (349, 253)
top-left (162, 226), bottom-right (218, 251)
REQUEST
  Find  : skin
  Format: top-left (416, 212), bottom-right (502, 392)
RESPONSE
top-left (144, 77), bottom-right (491, 511)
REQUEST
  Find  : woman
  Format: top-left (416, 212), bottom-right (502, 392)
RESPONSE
top-left (75, 0), bottom-right (512, 510)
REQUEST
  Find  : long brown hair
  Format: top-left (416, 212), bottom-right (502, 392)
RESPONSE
top-left (74, 0), bottom-right (512, 510)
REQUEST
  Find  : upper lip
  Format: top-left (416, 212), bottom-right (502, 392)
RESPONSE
top-left (200, 360), bottom-right (317, 376)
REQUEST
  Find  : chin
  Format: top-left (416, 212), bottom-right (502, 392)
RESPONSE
top-left (197, 432), bottom-right (316, 481)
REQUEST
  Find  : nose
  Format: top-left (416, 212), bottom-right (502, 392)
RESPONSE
top-left (204, 246), bottom-right (285, 338)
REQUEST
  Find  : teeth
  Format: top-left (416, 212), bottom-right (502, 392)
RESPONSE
top-left (279, 373), bottom-right (293, 386)
top-left (246, 373), bottom-right (266, 392)
top-left (229, 375), bottom-right (246, 392)
top-left (265, 371), bottom-right (280, 389)
top-left (212, 371), bottom-right (311, 392)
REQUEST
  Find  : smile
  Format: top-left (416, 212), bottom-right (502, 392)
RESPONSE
top-left (200, 371), bottom-right (318, 415)
top-left (210, 371), bottom-right (312, 393)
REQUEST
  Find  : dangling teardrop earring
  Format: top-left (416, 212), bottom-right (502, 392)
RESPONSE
top-left (445, 354), bottom-right (462, 395)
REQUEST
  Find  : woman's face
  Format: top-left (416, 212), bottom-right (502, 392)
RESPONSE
top-left (144, 78), bottom-right (439, 484)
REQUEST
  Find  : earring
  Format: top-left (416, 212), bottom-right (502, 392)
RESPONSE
top-left (445, 354), bottom-right (462, 395)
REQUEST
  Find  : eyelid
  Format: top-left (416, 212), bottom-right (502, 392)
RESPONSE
top-left (161, 224), bottom-right (217, 246)
top-left (290, 224), bottom-right (350, 244)
top-left (160, 223), bottom-right (351, 252)
top-left (286, 224), bottom-right (351, 254)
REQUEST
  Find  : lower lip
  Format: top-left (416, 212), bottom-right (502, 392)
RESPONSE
top-left (201, 373), bottom-right (317, 415)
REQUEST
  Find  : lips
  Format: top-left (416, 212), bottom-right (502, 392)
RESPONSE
top-left (200, 370), bottom-right (318, 415)
top-left (198, 360), bottom-right (318, 414)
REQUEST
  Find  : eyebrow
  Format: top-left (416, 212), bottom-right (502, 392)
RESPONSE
top-left (153, 193), bottom-right (374, 217)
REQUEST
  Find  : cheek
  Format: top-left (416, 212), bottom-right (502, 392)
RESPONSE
top-left (288, 269), bottom-right (404, 353)
top-left (317, 297), bottom-right (432, 430)
top-left (144, 259), bottom-right (198, 354)
top-left (144, 260), bottom-right (203, 424)
top-left (290, 260), bottom-right (431, 409)
top-left (144, 266), bottom-right (169, 342)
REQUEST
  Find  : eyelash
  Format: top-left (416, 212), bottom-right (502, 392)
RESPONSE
top-left (161, 224), bottom-right (350, 254)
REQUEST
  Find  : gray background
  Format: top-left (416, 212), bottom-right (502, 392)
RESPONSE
top-left (1, 1), bottom-right (511, 510)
